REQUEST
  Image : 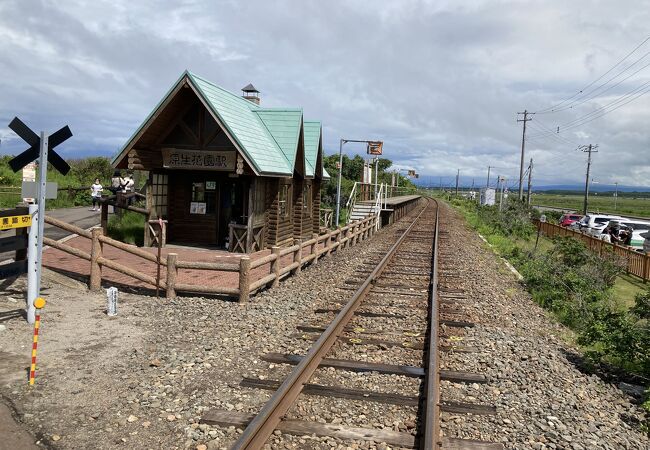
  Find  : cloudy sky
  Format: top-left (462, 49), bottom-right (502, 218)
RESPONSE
top-left (1, 0), bottom-right (649, 188)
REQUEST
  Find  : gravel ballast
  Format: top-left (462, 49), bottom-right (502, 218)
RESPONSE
top-left (437, 201), bottom-right (648, 450)
top-left (1, 199), bottom-right (647, 449)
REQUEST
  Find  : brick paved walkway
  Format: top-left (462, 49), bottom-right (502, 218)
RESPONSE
top-left (42, 235), bottom-right (325, 295)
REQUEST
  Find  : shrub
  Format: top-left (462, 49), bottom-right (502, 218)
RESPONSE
top-left (107, 211), bottom-right (145, 246)
top-left (476, 201), bottom-right (535, 239)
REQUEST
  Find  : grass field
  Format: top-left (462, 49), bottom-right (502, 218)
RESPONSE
top-left (532, 192), bottom-right (650, 218)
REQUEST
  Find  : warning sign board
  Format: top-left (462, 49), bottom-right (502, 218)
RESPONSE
top-left (0, 214), bottom-right (32, 230)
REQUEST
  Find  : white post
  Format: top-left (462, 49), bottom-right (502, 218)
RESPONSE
top-left (26, 132), bottom-right (48, 324)
top-left (26, 203), bottom-right (38, 324)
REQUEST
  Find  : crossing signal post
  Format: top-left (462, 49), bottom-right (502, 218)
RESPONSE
top-left (7, 117), bottom-right (72, 324)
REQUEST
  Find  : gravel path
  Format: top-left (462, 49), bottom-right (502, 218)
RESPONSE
top-left (437, 201), bottom-right (648, 449)
top-left (1, 199), bottom-right (646, 450)
top-left (0, 206), bottom-right (423, 450)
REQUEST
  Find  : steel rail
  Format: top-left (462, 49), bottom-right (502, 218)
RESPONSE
top-left (423, 203), bottom-right (440, 449)
top-left (231, 198), bottom-right (435, 450)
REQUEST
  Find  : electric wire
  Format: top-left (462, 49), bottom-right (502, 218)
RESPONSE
top-left (539, 51), bottom-right (650, 114)
top-left (557, 84), bottom-right (650, 132)
top-left (526, 121), bottom-right (582, 147)
top-left (555, 80), bottom-right (650, 130)
top-left (535, 35), bottom-right (650, 114)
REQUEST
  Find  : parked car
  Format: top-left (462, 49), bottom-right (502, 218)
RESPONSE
top-left (596, 219), bottom-right (650, 250)
top-left (642, 231), bottom-right (650, 254)
top-left (597, 221), bottom-right (632, 244)
top-left (619, 220), bottom-right (650, 250)
top-left (559, 213), bottom-right (583, 227)
top-left (575, 214), bottom-right (624, 235)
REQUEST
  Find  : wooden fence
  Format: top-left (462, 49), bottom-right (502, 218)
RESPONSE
top-left (43, 214), bottom-right (379, 302)
top-left (535, 220), bottom-right (650, 282)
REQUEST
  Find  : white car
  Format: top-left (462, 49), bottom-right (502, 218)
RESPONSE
top-left (576, 214), bottom-right (624, 236)
top-left (642, 232), bottom-right (650, 254)
top-left (619, 220), bottom-right (650, 249)
top-left (597, 219), bottom-right (650, 250)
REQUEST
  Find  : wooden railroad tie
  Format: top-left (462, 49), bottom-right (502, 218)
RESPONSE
top-left (314, 308), bottom-right (476, 328)
top-left (239, 377), bottom-right (497, 415)
top-left (293, 331), bottom-right (477, 353)
top-left (201, 410), bottom-right (503, 449)
top-left (261, 352), bottom-right (487, 383)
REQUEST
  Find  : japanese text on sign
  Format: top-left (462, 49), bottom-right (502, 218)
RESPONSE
top-left (162, 149), bottom-right (235, 171)
top-left (0, 215), bottom-right (32, 231)
top-left (367, 141), bottom-right (383, 155)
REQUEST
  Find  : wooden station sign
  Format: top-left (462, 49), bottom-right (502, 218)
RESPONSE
top-left (162, 149), bottom-right (235, 171)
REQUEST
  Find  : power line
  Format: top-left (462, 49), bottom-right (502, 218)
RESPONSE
top-left (556, 80), bottom-right (650, 130)
top-left (541, 51), bottom-right (650, 114)
top-left (526, 121), bottom-right (581, 147)
top-left (535, 35), bottom-right (650, 114)
top-left (548, 58), bottom-right (650, 113)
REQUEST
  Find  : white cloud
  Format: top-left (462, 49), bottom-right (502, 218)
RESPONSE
top-left (0, 0), bottom-right (649, 187)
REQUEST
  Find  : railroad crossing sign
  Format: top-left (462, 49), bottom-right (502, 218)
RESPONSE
top-left (7, 117), bottom-right (71, 175)
top-left (5, 117), bottom-right (73, 324)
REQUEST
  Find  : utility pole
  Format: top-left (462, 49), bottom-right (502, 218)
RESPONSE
top-left (455, 169), bottom-right (460, 196)
top-left (580, 144), bottom-right (598, 215)
top-left (335, 139), bottom-right (345, 226)
top-left (498, 176), bottom-right (506, 211)
top-left (526, 158), bottom-right (533, 205)
top-left (486, 165), bottom-right (492, 188)
top-left (614, 181), bottom-right (618, 211)
top-left (517, 110), bottom-right (534, 200)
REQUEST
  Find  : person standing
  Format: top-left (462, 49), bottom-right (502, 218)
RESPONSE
top-left (110, 170), bottom-right (122, 195)
top-left (124, 173), bottom-right (135, 205)
top-left (90, 178), bottom-right (103, 211)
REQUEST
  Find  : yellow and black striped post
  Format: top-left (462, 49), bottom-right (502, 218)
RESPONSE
top-left (28, 297), bottom-right (46, 386)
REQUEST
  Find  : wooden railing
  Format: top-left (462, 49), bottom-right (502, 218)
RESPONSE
top-left (535, 220), bottom-right (650, 282)
top-left (228, 223), bottom-right (264, 253)
top-left (319, 208), bottom-right (333, 229)
top-left (43, 213), bottom-right (380, 302)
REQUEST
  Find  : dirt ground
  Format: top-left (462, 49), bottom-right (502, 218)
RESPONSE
top-left (0, 271), bottom-right (150, 449)
top-left (0, 225), bottom-right (391, 450)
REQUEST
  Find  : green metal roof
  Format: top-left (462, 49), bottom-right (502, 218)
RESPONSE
top-left (303, 121), bottom-right (321, 178)
top-left (188, 72), bottom-right (293, 175)
top-left (254, 109), bottom-right (303, 172)
top-left (114, 71), bottom-right (327, 179)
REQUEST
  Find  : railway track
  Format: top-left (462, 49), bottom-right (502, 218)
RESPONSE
top-left (201, 198), bottom-right (503, 449)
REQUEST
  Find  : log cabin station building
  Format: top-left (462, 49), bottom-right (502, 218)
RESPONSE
top-left (112, 71), bottom-right (330, 253)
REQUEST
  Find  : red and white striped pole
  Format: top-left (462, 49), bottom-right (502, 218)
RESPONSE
top-left (29, 297), bottom-right (46, 386)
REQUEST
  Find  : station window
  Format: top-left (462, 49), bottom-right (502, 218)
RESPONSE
top-left (151, 173), bottom-right (168, 218)
top-left (191, 181), bottom-right (216, 214)
top-left (278, 184), bottom-right (291, 218)
top-left (303, 184), bottom-right (312, 217)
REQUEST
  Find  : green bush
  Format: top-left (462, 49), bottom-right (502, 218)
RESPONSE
top-left (107, 211), bottom-right (145, 246)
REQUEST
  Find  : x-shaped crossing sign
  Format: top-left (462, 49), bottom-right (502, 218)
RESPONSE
top-left (8, 117), bottom-right (72, 175)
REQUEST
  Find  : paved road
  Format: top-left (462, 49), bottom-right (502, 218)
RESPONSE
top-left (0, 206), bottom-right (101, 262)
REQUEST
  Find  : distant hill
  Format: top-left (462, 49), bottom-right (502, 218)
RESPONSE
top-left (414, 180), bottom-right (650, 194)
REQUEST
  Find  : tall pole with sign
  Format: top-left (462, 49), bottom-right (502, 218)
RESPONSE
top-left (7, 117), bottom-right (71, 324)
top-left (29, 133), bottom-right (49, 323)
top-left (335, 139), bottom-right (345, 226)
